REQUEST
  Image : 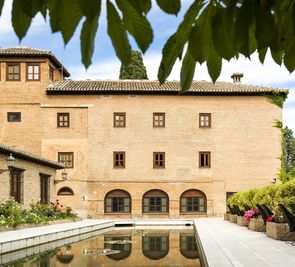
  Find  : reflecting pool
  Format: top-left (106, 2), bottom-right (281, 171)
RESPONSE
top-left (3, 228), bottom-right (200, 266)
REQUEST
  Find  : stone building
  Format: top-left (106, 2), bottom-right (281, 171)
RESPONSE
top-left (0, 144), bottom-right (64, 208)
top-left (0, 46), bottom-right (288, 218)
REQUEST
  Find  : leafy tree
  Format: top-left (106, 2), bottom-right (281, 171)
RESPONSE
top-left (119, 50), bottom-right (148, 80)
top-left (4, 0), bottom-right (295, 91)
top-left (282, 126), bottom-right (295, 181)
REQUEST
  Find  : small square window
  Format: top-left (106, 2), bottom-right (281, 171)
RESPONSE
top-left (114, 112), bottom-right (126, 127)
top-left (153, 152), bottom-right (165, 168)
top-left (153, 113), bottom-right (165, 128)
top-left (27, 63), bottom-right (40, 81)
top-left (113, 152), bottom-right (125, 168)
top-left (7, 63), bottom-right (20, 81)
top-left (58, 152), bottom-right (74, 168)
top-left (199, 152), bottom-right (211, 168)
top-left (199, 113), bottom-right (211, 128)
top-left (7, 112), bottom-right (21, 122)
top-left (57, 113), bottom-right (70, 128)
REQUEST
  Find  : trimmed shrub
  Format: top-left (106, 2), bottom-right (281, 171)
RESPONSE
top-left (252, 184), bottom-right (278, 210)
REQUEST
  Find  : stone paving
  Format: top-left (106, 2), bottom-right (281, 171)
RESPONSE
top-left (195, 218), bottom-right (295, 267)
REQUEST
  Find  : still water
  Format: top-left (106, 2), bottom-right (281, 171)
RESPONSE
top-left (3, 228), bottom-right (200, 267)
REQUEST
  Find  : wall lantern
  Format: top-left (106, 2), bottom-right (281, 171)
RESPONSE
top-left (0, 153), bottom-right (15, 174)
top-left (54, 169), bottom-right (68, 185)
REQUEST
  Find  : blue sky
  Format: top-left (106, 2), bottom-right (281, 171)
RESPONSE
top-left (0, 0), bottom-right (294, 131)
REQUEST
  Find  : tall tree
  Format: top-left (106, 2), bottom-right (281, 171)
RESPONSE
top-left (119, 50), bottom-right (148, 80)
top-left (4, 0), bottom-right (295, 91)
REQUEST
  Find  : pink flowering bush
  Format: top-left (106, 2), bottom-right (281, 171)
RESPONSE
top-left (243, 209), bottom-right (259, 221)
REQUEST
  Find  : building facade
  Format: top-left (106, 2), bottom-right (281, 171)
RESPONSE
top-left (0, 47), bottom-right (287, 218)
top-left (0, 144), bottom-right (64, 208)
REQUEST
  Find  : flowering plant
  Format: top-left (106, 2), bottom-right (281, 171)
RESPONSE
top-left (266, 214), bottom-right (275, 222)
top-left (243, 209), bottom-right (259, 221)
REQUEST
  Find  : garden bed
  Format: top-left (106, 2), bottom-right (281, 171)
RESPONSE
top-left (266, 222), bottom-right (295, 241)
top-left (237, 216), bottom-right (249, 227)
top-left (248, 218), bottom-right (265, 232)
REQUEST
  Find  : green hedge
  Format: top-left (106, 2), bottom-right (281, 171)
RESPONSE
top-left (227, 180), bottom-right (295, 223)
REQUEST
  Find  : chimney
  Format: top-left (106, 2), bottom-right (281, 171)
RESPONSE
top-left (231, 72), bottom-right (243, 84)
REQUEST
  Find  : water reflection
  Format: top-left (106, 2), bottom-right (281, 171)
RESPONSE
top-left (142, 234), bottom-right (169, 260)
top-left (104, 235), bottom-right (132, 261)
top-left (3, 229), bottom-right (200, 267)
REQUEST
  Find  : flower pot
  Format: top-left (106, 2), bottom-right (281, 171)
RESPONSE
top-left (229, 214), bottom-right (237, 223)
top-left (248, 218), bottom-right (265, 232)
top-left (237, 216), bottom-right (249, 227)
top-left (266, 222), bottom-right (295, 241)
top-left (224, 213), bottom-right (230, 221)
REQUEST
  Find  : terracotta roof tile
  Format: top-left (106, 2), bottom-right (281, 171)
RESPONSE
top-left (0, 46), bottom-right (70, 77)
top-left (46, 80), bottom-right (288, 95)
top-left (0, 143), bottom-right (64, 169)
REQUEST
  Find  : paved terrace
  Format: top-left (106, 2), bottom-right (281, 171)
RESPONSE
top-left (0, 218), bottom-right (295, 266)
top-left (195, 218), bottom-right (295, 267)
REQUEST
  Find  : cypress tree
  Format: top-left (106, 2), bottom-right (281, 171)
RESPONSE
top-left (119, 50), bottom-right (148, 80)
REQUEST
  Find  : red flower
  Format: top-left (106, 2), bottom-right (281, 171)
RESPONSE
top-left (266, 215), bottom-right (274, 222)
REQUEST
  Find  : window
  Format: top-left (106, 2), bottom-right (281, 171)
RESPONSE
top-left (153, 152), bottom-right (165, 168)
top-left (7, 63), bottom-right (20, 81)
top-left (49, 66), bottom-right (54, 81)
top-left (113, 112), bottom-right (126, 127)
top-left (7, 112), bottom-right (21, 122)
top-left (199, 152), bottom-right (211, 168)
top-left (180, 234), bottom-right (198, 259)
top-left (180, 189), bottom-right (207, 213)
top-left (57, 187), bottom-right (74, 196)
top-left (57, 113), bottom-right (70, 128)
top-left (142, 235), bottom-right (169, 260)
top-left (143, 189), bottom-right (169, 213)
top-left (105, 189), bottom-right (131, 213)
top-left (10, 169), bottom-right (23, 204)
top-left (199, 113), bottom-right (211, 128)
top-left (27, 63), bottom-right (40, 81)
top-left (58, 152), bottom-right (74, 168)
top-left (114, 152), bottom-right (125, 168)
top-left (40, 174), bottom-right (50, 204)
top-left (153, 113), bottom-right (165, 128)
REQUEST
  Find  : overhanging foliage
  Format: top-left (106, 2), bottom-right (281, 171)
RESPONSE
top-left (4, 0), bottom-right (295, 91)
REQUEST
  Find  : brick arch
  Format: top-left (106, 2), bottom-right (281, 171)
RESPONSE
top-left (142, 189), bottom-right (169, 213)
top-left (104, 189), bottom-right (131, 213)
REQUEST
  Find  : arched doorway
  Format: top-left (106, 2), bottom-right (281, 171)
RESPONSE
top-left (180, 189), bottom-right (207, 213)
top-left (142, 189), bottom-right (169, 213)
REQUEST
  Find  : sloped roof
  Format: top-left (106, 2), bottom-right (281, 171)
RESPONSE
top-left (0, 46), bottom-right (70, 77)
top-left (0, 144), bottom-right (64, 169)
top-left (46, 80), bottom-right (288, 96)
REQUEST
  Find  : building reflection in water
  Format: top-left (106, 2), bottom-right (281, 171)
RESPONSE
top-left (180, 234), bottom-right (199, 259)
top-left (104, 235), bottom-right (132, 261)
top-left (142, 234), bottom-right (169, 260)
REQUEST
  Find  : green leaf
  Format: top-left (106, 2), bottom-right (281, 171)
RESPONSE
top-left (189, 4), bottom-right (215, 64)
top-left (234, 1), bottom-right (255, 57)
top-left (156, 0), bottom-right (180, 15)
top-left (207, 48), bottom-right (222, 83)
top-left (49, 0), bottom-right (83, 44)
top-left (116, 0), bottom-right (153, 53)
top-left (180, 49), bottom-right (196, 93)
top-left (254, 2), bottom-right (275, 50)
top-left (127, 0), bottom-right (151, 15)
top-left (158, 0), bottom-right (205, 83)
top-left (107, 0), bottom-right (131, 66)
top-left (258, 47), bottom-right (268, 64)
top-left (0, 0), bottom-right (4, 16)
top-left (212, 5), bottom-right (236, 60)
top-left (75, 0), bottom-right (101, 18)
top-left (284, 39), bottom-right (295, 72)
top-left (17, 0), bottom-right (48, 17)
top-left (80, 15), bottom-right (100, 68)
top-left (271, 48), bottom-right (283, 65)
top-left (12, 0), bottom-right (32, 41)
